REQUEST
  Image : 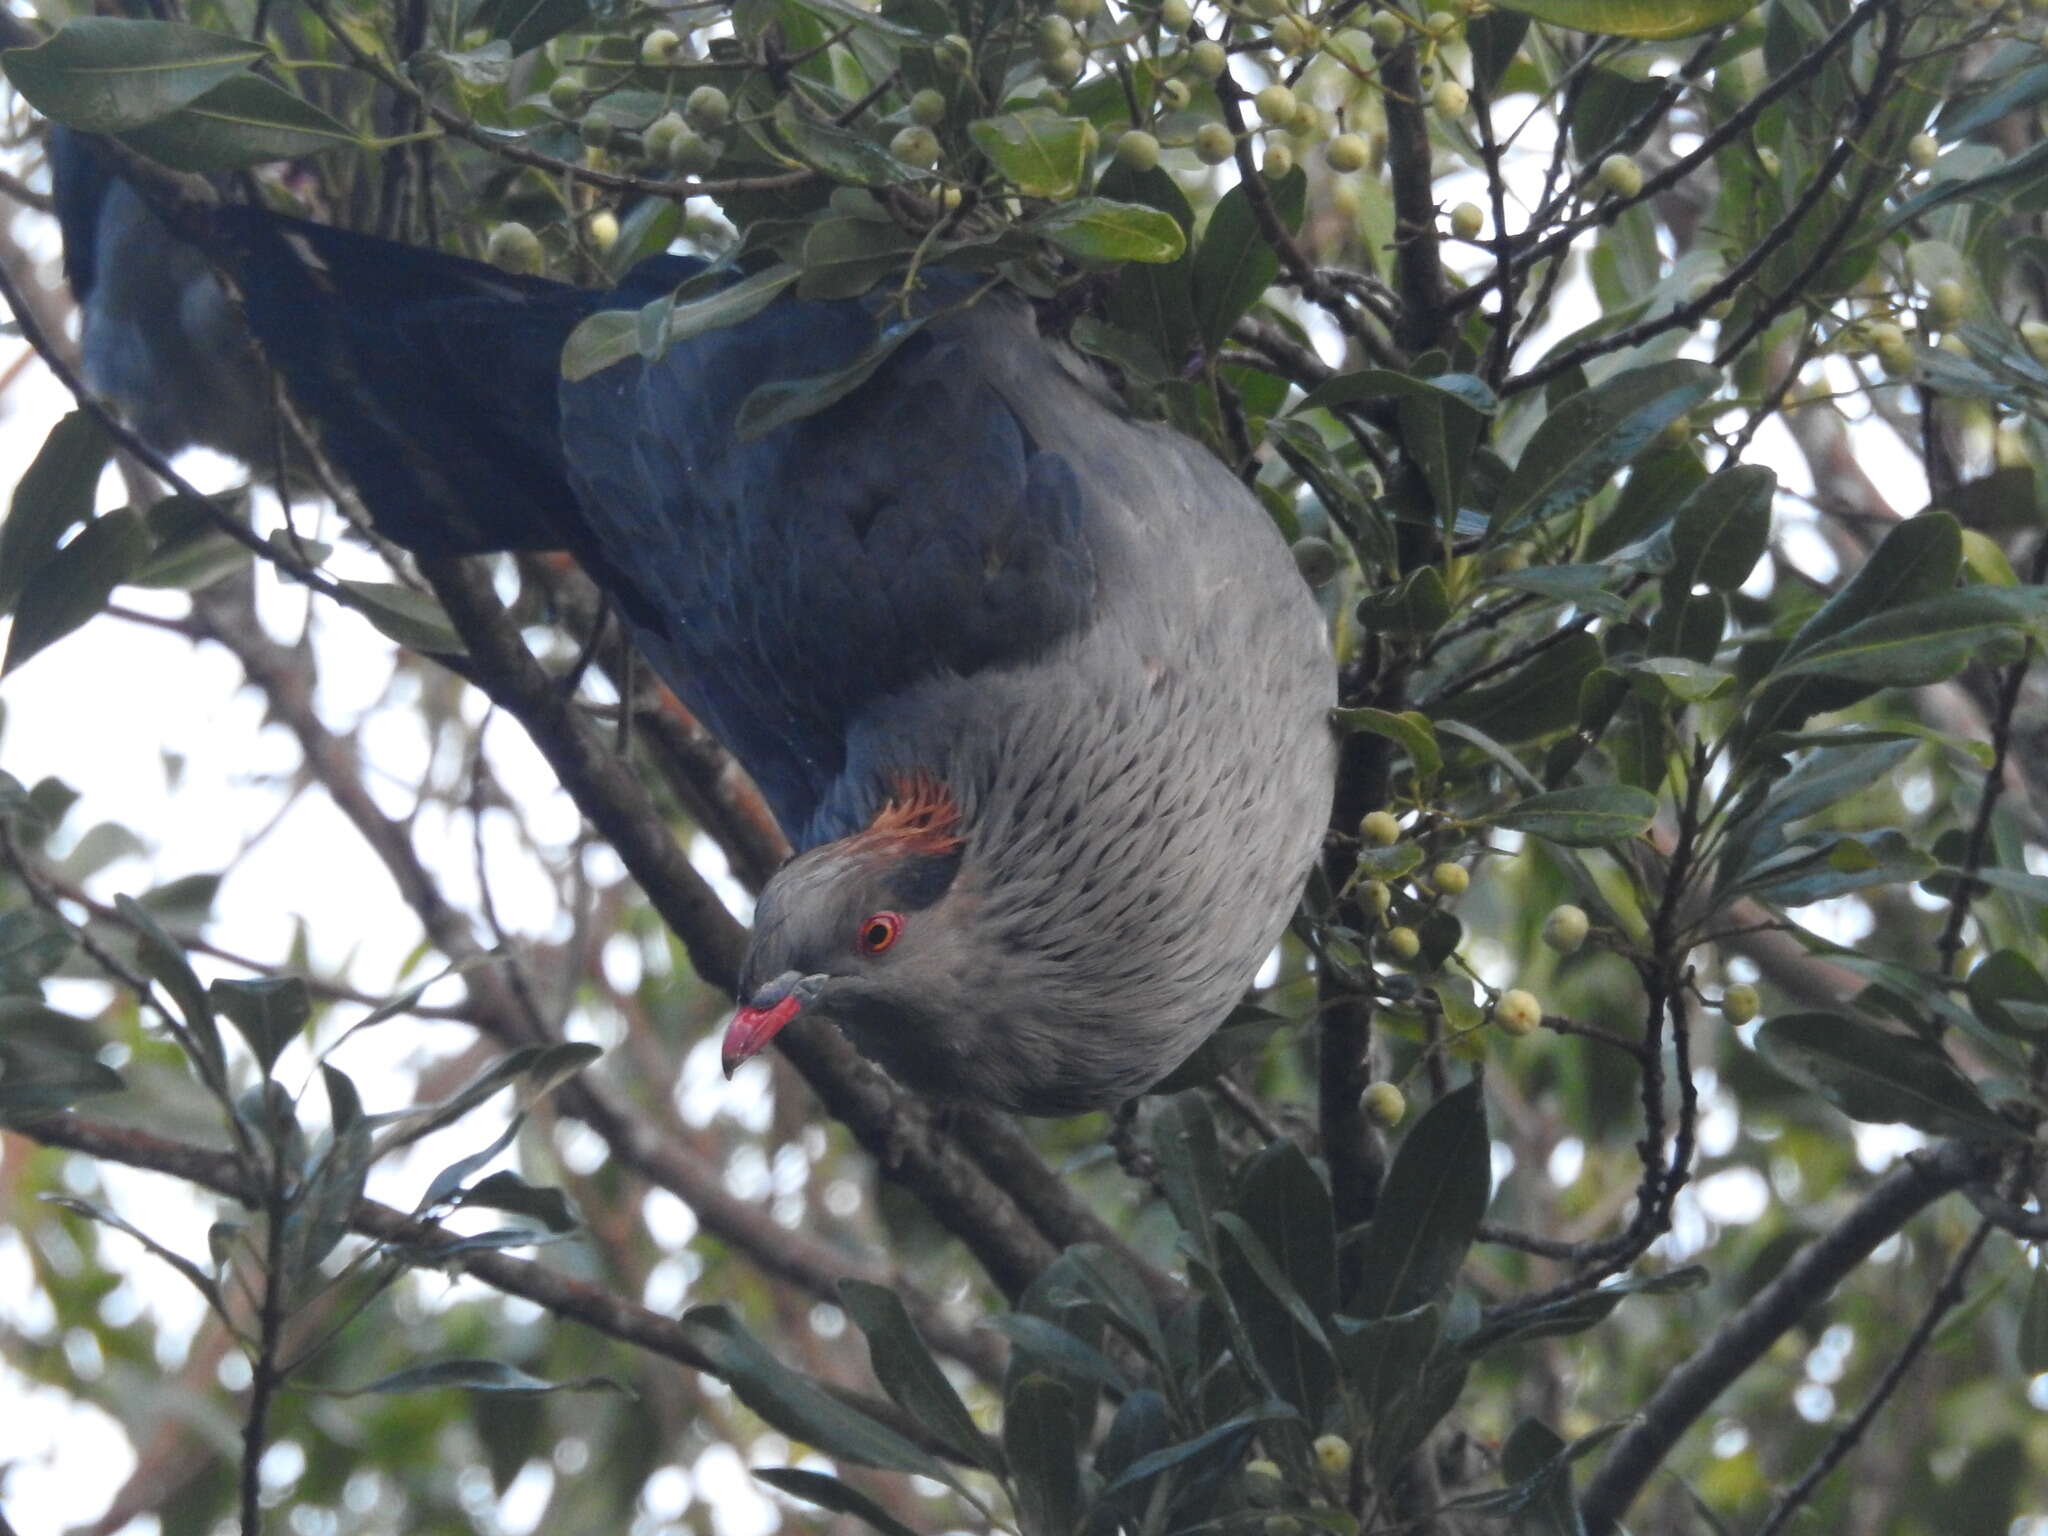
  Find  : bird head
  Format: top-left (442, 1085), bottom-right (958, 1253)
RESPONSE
top-left (724, 778), bottom-right (975, 1092)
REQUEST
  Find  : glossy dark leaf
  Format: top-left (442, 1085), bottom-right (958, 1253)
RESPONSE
top-left (0, 999), bottom-right (123, 1120)
top-left (968, 110), bottom-right (1094, 198)
top-left (1668, 464), bottom-right (1774, 592)
top-left (1493, 785), bottom-right (1656, 847)
top-left (118, 73), bottom-right (357, 171)
top-left (3, 510), bottom-right (150, 676)
top-left (0, 412), bottom-right (111, 619)
top-left (207, 976), bottom-right (308, 1074)
top-left (1151, 1090), bottom-right (1228, 1264)
top-left (751, 1468), bottom-right (921, 1536)
top-left (1330, 708), bottom-right (1442, 779)
top-left (838, 1279), bottom-right (1002, 1473)
top-left (1031, 197), bottom-right (1186, 264)
top-left (43, 1195), bottom-right (225, 1318)
top-left (986, 1312), bottom-right (1129, 1394)
top-left (738, 318), bottom-right (927, 440)
top-left (1005, 1374), bottom-right (1082, 1536)
top-left (337, 581), bottom-right (466, 655)
top-left (114, 892), bottom-right (223, 1084)
top-left (2, 18), bottom-right (263, 131)
top-left (1966, 949), bottom-right (2048, 1039)
top-left (1755, 1012), bottom-right (2021, 1141)
top-left (1351, 1081), bottom-right (1491, 1318)
top-left (1461, 1266), bottom-right (1708, 1353)
top-left (1768, 588), bottom-right (2041, 687)
top-left (0, 908), bottom-right (74, 990)
top-left (455, 1170), bottom-right (580, 1234)
top-left (330, 1359), bottom-right (629, 1396)
top-left (1191, 167), bottom-right (1307, 351)
top-left (1490, 0), bottom-right (1756, 38)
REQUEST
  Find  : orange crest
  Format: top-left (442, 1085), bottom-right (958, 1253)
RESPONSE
top-left (857, 775), bottom-right (963, 856)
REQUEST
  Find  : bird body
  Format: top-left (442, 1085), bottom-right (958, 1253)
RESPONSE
top-left (121, 204), bottom-right (1334, 1113)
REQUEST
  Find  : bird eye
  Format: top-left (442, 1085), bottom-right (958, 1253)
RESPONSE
top-left (858, 912), bottom-right (903, 955)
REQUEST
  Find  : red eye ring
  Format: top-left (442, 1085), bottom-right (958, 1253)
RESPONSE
top-left (858, 912), bottom-right (904, 955)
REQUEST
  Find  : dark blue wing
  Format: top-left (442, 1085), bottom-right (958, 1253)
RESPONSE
top-left (217, 209), bottom-right (1098, 844)
top-left (557, 296), bottom-right (1097, 842)
top-left (47, 126), bottom-right (110, 299)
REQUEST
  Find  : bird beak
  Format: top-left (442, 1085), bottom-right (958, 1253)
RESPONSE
top-left (722, 971), bottom-right (827, 1077)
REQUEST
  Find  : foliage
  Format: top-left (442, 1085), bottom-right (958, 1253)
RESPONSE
top-left (1, 0), bottom-right (2048, 1533)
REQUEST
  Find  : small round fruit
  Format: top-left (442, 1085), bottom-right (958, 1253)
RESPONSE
top-left (485, 221), bottom-right (544, 275)
top-left (1384, 925), bottom-right (1421, 961)
top-left (1314, 1433), bottom-right (1356, 1477)
top-left (1361, 1082), bottom-right (1406, 1128)
top-left (1195, 121), bottom-right (1237, 164)
top-left (1272, 14), bottom-right (1317, 53)
top-left (1325, 132), bottom-right (1371, 172)
top-left (668, 127), bottom-right (717, 174)
top-left (579, 115), bottom-right (614, 150)
top-left (1597, 152), bottom-right (1643, 198)
top-left (1161, 0), bottom-right (1193, 26)
top-left (1291, 535), bottom-right (1339, 584)
top-left (586, 209), bottom-right (619, 251)
top-left (1431, 79), bottom-right (1468, 116)
top-left (1288, 102), bottom-right (1324, 141)
top-left (1361, 810), bottom-right (1401, 846)
top-left (910, 87), bottom-right (948, 125)
top-left (1262, 141), bottom-right (1294, 177)
top-left (1720, 984), bottom-right (1760, 1026)
top-left (1927, 277), bottom-right (1966, 328)
top-left (1243, 1460), bottom-right (1286, 1505)
top-left (1430, 862), bottom-right (1469, 896)
top-left (1496, 988), bottom-right (1542, 1036)
top-left (1907, 131), bottom-right (1940, 170)
top-left (1875, 329), bottom-right (1916, 377)
top-left (1367, 10), bottom-right (1406, 46)
top-left (684, 84), bottom-right (730, 129)
top-left (1037, 14), bottom-right (1076, 50)
top-left (1255, 82), bottom-right (1298, 124)
top-left (1425, 8), bottom-right (1460, 37)
top-left (1189, 39), bottom-right (1228, 77)
top-left (1449, 200), bottom-right (1484, 239)
top-left (1116, 128), bottom-right (1162, 171)
top-left (1755, 145), bottom-right (1780, 177)
top-left (547, 74), bottom-right (582, 113)
top-left (1047, 46), bottom-right (1085, 84)
top-left (1657, 412), bottom-right (1692, 450)
top-left (640, 27), bottom-right (681, 64)
top-left (644, 110), bottom-right (686, 159)
top-left (1159, 76), bottom-right (1193, 110)
top-left (890, 124), bottom-right (941, 167)
top-left (935, 34), bottom-right (973, 73)
top-left (1542, 904), bottom-right (1589, 954)
top-left (1361, 879), bottom-right (1393, 919)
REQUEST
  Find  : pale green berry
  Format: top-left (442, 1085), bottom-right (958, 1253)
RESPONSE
top-left (579, 115), bottom-right (614, 149)
top-left (485, 221), bottom-right (544, 275)
top-left (640, 26), bottom-right (681, 64)
top-left (1542, 904), bottom-right (1588, 954)
top-left (1597, 152), bottom-right (1643, 198)
top-left (1367, 10), bottom-right (1405, 46)
top-left (1255, 82), bottom-right (1298, 124)
top-left (1195, 121), bottom-right (1237, 163)
top-left (1496, 988), bottom-right (1542, 1036)
top-left (1384, 925), bottom-right (1422, 961)
top-left (1189, 39), bottom-right (1229, 77)
top-left (1161, 0), bottom-right (1194, 26)
top-left (1720, 984), bottom-right (1760, 1026)
top-left (1907, 131), bottom-right (1940, 170)
top-left (890, 124), bottom-right (941, 167)
top-left (1159, 76), bottom-right (1193, 110)
top-left (1362, 879), bottom-right (1393, 918)
top-left (1430, 862), bottom-right (1469, 896)
top-left (1755, 145), bottom-right (1780, 177)
top-left (1116, 128), bottom-right (1162, 171)
top-left (1047, 45), bottom-right (1086, 84)
top-left (935, 34), bottom-right (973, 73)
top-left (668, 126), bottom-right (717, 174)
top-left (547, 74), bottom-right (582, 113)
top-left (1325, 132), bottom-right (1371, 172)
top-left (1244, 1460), bottom-right (1286, 1504)
top-left (1431, 79), bottom-right (1468, 115)
top-left (1272, 13), bottom-right (1317, 52)
top-left (1288, 102), bottom-right (1324, 140)
top-left (910, 87), bottom-right (948, 125)
top-left (1361, 810), bottom-right (1400, 845)
top-left (1314, 1433), bottom-right (1355, 1477)
top-left (684, 84), bottom-right (730, 129)
top-left (1449, 200), bottom-right (1483, 239)
top-left (1361, 1082), bottom-right (1406, 1128)
top-left (586, 209), bottom-right (619, 251)
top-left (1263, 141), bottom-right (1294, 177)
top-left (1425, 8), bottom-right (1460, 36)
top-left (644, 110), bottom-right (687, 160)
top-left (1037, 14), bottom-right (1077, 50)
top-left (1927, 278), bottom-right (1966, 329)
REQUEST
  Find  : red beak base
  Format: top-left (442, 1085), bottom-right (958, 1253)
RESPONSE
top-left (722, 994), bottom-right (804, 1077)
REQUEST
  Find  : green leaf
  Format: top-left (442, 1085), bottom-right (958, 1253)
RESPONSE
top-left (1461, 1267), bottom-right (1707, 1353)
top-left (0, 999), bottom-right (123, 1121)
top-left (1492, 361), bottom-right (1720, 538)
top-left (563, 266), bottom-right (799, 381)
top-left (1966, 949), bottom-right (2048, 1040)
top-left (118, 73), bottom-right (358, 172)
top-left (1490, 0), bottom-right (1756, 38)
top-left (1492, 785), bottom-right (1656, 847)
top-left (1330, 708), bottom-right (1442, 779)
top-left (682, 1305), bottom-right (958, 1483)
top-left (1356, 566), bottom-right (1452, 637)
top-left (558, 312), bottom-right (638, 384)
top-left (1351, 1081), bottom-right (1491, 1318)
top-left (4, 510), bottom-right (150, 675)
top-left (1755, 1012), bottom-right (2022, 1141)
top-left (1097, 1403), bottom-right (1297, 1500)
top-left (1005, 1375), bottom-right (1082, 1536)
top-left (114, 892), bottom-right (222, 1083)
top-left (1149, 1090), bottom-right (1228, 1265)
top-left (737, 318), bottom-right (926, 441)
top-left (1215, 1210), bottom-right (1335, 1417)
top-left (987, 1313), bottom-right (1129, 1394)
top-left (796, 217), bottom-right (921, 302)
top-left (751, 1469), bottom-right (921, 1536)
top-left (772, 99), bottom-right (917, 185)
top-left (1030, 197), bottom-right (1187, 264)
top-left (1767, 588), bottom-right (2040, 687)
top-left (1297, 369), bottom-right (1498, 418)
top-left (207, 976), bottom-right (308, 1074)
top-left (43, 1196), bottom-right (224, 1318)
top-left (0, 909), bottom-right (74, 988)
top-left (1191, 167), bottom-right (1307, 351)
top-left (3, 18), bottom-right (265, 132)
top-left (837, 1280), bottom-right (1003, 1473)
top-left (1435, 633), bottom-right (1604, 745)
top-left (455, 1169), bottom-right (580, 1233)
top-left (329, 1359), bottom-right (629, 1396)
top-left (473, 0), bottom-right (590, 53)
top-left (336, 580), bottom-right (466, 655)
top-left (0, 412), bottom-right (111, 619)
top-left (1624, 657), bottom-right (1736, 704)
top-left (968, 110), bottom-right (1095, 199)
top-left (1668, 464), bottom-right (1774, 592)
